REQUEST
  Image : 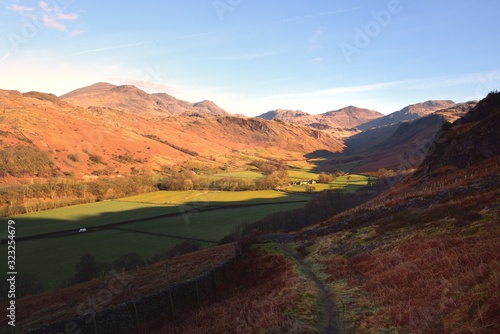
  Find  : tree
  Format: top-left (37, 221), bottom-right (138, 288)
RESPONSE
top-left (305, 185), bottom-right (316, 193)
top-left (113, 253), bottom-right (145, 272)
top-left (151, 241), bottom-right (201, 263)
top-left (317, 172), bottom-right (334, 183)
top-left (73, 253), bottom-right (100, 283)
top-left (250, 159), bottom-right (287, 175)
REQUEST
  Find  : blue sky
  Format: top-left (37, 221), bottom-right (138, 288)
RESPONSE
top-left (0, 0), bottom-right (499, 116)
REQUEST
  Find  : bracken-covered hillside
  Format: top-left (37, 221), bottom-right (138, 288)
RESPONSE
top-left (0, 87), bottom-right (344, 179)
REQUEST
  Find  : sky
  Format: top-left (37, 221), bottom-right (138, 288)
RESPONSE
top-left (0, 0), bottom-right (499, 116)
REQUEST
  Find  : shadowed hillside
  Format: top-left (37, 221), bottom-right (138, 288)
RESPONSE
top-left (356, 100), bottom-right (456, 130)
top-left (288, 92), bottom-right (500, 333)
top-left (416, 92), bottom-right (500, 176)
top-left (347, 102), bottom-right (477, 172)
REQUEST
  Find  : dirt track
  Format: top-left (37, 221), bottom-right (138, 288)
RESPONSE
top-left (278, 243), bottom-right (340, 334)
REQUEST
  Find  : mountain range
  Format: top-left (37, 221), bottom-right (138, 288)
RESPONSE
top-left (257, 106), bottom-right (382, 137)
top-left (60, 82), bottom-right (230, 117)
top-left (256, 100), bottom-right (457, 132)
top-left (0, 85), bottom-right (344, 178)
top-left (0, 82), bottom-right (476, 179)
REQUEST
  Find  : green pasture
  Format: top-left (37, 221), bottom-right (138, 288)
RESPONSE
top-left (331, 174), bottom-right (369, 186)
top-left (119, 190), bottom-right (309, 205)
top-left (288, 184), bottom-right (340, 192)
top-left (288, 168), bottom-right (320, 180)
top-left (3, 190), bottom-right (309, 239)
top-left (5, 201), bottom-right (179, 238)
top-left (8, 201), bottom-right (306, 290)
top-left (287, 173), bottom-right (368, 193)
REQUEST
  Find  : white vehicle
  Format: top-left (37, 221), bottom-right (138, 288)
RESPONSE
top-left (78, 228), bottom-right (87, 233)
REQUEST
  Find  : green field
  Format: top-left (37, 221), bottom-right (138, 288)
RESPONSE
top-left (3, 172), bottom-right (369, 292)
top-left (288, 168), bottom-right (321, 180)
top-left (288, 184), bottom-right (340, 192)
top-left (331, 174), bottom-right (369, 185)
top-left (119, 189), bottom-right (309, 205)
top-left (4, 201), bottom-right (179, 238)
top-left (287, 173), bottom-right (369, 193)
top-left (4, 189), bottom-right (310, 290)
top-left (3, 190), bottom-right (309, 239)
top-left (11, 201), bottom-right (306, 290)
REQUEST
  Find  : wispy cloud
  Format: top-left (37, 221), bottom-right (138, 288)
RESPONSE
top-left (311, 57), bottom-right (325, 64)
top-left (117, 79), bottom-right (174, 93)
top-left (69, 32), bottom-right (211, 56)
top-left (6, 1), bottom-right (81, 35)
top-left (7, 4), bottom-right (35, 13)
top-left (38, 1), bottom-right (79, 32)
top-left (70, 40), bottom-right (161, 56)
top-left (170, 32), bottom-right (215, 40)
top-left (264, 81), bottom-right (406, 100)
top-left (402, 71), bottom-right (500, 90)
top-left (282, 7), bottom-right (360, 23)
top-left (261, 71), bottom-right (500, 101)
top-left (219, 50), bottom-right (281, 61)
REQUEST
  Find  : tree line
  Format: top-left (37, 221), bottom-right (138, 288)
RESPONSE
top-left (157, 160), bottom-right (290, 191)
top-left (0, 158), bottom-right (293, 217)
top-left (0, 175), bottom-right (158, 217)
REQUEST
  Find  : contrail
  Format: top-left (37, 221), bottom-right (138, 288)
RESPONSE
top-left (70, 40), bottom-right (160, 56)
top-left (0, 51), bottom-right (11, 62)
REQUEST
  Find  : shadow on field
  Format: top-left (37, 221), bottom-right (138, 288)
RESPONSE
top-left (0, 191), bottom-right (311, 292)
top-left (303, 150), bottom-right (363, 174)
top-left (1, 190), bottom-right (311, 243)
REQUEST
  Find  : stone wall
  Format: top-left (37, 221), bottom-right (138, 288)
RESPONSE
top-left (28, 244), bottom-right (241, 334)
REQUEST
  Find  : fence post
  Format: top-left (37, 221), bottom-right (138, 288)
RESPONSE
top-left (169, 288), bottom-right (175, 317)
top-left (88, 294), bottom-right (98, 334)
top-left (165, 263), bottom-right (175, 317)
top-left (129, 286), bottom-right (140, 326)
top-left (195, 278), bottom-right (200, 305)
top-left (210, 260), bottom-right (217, 287)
